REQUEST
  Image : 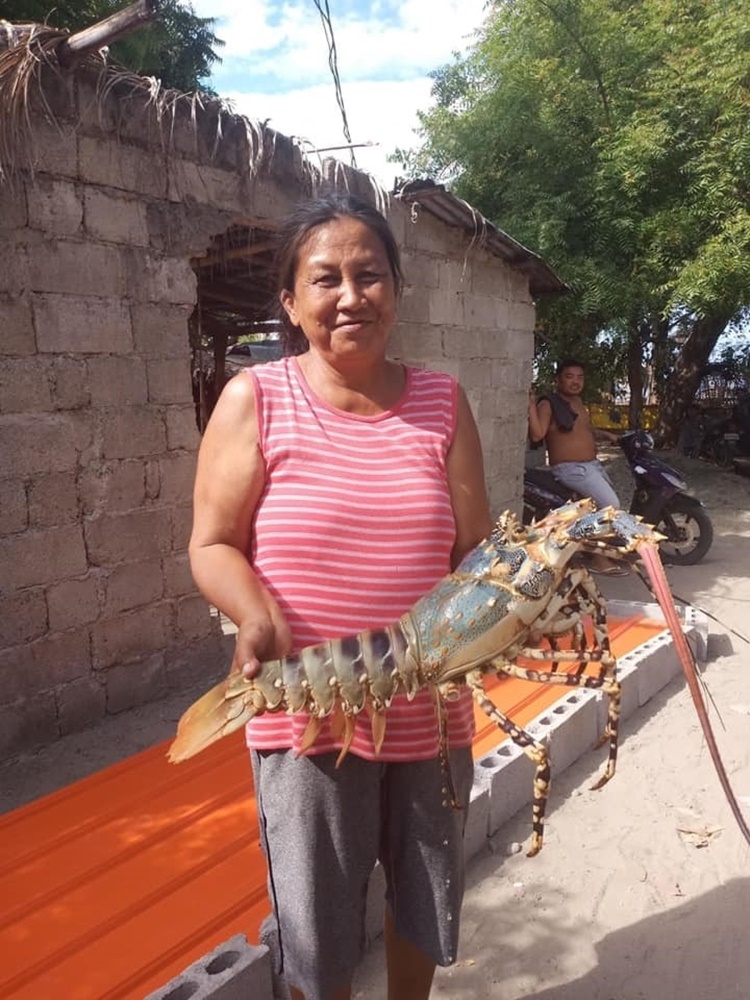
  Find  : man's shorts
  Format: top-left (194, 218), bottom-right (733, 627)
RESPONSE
top-left (551, 458), bottom-right (620, 509)
top-left (251, 746), bottom-right (474, 1000)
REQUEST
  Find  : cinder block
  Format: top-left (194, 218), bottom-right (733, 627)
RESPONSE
top-left (636, 631), bottom-right (682, 706)
top-left (47, 574), bottom-right (99, 632)
top-left (543, 688), bottom-right (601, 775)
top-left (0, 294), bottom-right (36, 356)
top-left (92, 602), bottom-right (173, 669)
top-left (27, 177), bottom-right (83, 236)
top-left (0, 357), bottom-right (53, 412)
top-left (0, 588), bottom-right (48, 647)
top-left (157, 452), bottom-right (199, 504)
top-left (0, 468), bottom-right (29, 533)
top-left (85, 508), bottom-right (173, 566)
top-left (104, 559), bottom-right (164, 615)
top-left (84, 188), bottom-right (149, 245)
top-left (57, 675), bottom-right (106, 735)
top-left (0, 693), bottom-right (58, 756)
top-left (104, 653), bottom-right (169, 712)
top-left (124, 249), bottom-right (196, 306)
top-left (166, 406), bottom-right (201, 452)
top-left (27, 241), bottom-right (126, 299)
top-left (49, 356), bottom-right (89, 409)
top-left (79, 135), bottom-right (168, 198)
top-left (87, 356), bottom-right (148, 406)
top-left (476, 741), bottom-right (537, 837)
top-left (259, 916), bottom-right (291, 1000)
top-left (683, 605), bottom-right (709, 662)
top-left (131, 303), bottom-right (194, 359)
top-left (27, 471), bottom-right (79, 527)
top-left (147, 359), bottom-right (195, 405)
top-left (0, 412), bottom-right (92, 477)
top-left (463, 777), bottom-right (490, 863)
top-left (144, 933), bottom-right (273, 1000)
top-left (100, 406), bottom-right (167, 460)
top-left (0, 524), bottom-right (87, 591)
top-left (401, 249), bottom-right (439, 289)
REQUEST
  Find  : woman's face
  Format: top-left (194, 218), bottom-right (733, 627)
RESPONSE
top-left (279, 216), bottom-right (397, 366)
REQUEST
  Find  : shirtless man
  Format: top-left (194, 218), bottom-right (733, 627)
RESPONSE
top-left (528, 359), bottom-right (621, 510)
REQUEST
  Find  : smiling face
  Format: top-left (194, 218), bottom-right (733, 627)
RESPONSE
top-left (278, 216), bottom-right (397, 369)
top-left (556, 365), bottom-right (585, 398)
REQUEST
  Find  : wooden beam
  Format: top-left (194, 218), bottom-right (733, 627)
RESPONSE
top-left (56, 0), bottom-right (160, 67)
top-left (200, 283), bottom-right (272, 315)
top-left (191, 241), bottom-right (275, 270)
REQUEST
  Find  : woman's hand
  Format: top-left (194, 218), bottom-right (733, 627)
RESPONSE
top-left (234, 603), bottom-right (293, 679)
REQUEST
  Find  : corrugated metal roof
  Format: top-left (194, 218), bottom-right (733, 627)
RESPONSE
top-left (394, 179), bottom-right (568, 298)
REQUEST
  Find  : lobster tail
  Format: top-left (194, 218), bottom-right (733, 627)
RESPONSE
top-left (167, 673), bottom-right (262, 763)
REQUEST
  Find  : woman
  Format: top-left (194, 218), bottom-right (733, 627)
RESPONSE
top-left (188, 194), bottom-right (492, 1000)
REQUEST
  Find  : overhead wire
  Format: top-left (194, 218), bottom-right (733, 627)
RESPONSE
top-left (312, 0), bottom-right (358, 169)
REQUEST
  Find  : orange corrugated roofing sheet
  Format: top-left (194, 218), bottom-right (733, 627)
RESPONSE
top-left (0, 614), bottom-right (665, 999)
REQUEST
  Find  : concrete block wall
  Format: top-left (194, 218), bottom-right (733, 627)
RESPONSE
top-left (389, 207), bottom-right (534, 516)
top-left (0, 78), bottom-right (305, 757)
top-left (0, 158), bottom-right (230, 753)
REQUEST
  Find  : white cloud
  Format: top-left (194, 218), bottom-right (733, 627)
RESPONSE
top-left (198, 0), bottom-right (486, 74)
top-left (191, 0), bottom-right (488, 186)
top-left (226, 76), bottom-right (435, 189)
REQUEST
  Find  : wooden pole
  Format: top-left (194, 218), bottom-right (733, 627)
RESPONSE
top-left (56, 0), bottom-right (161, 67)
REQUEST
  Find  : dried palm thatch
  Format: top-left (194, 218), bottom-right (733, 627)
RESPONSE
top-left (0, 20), bottom-right (278, 188)
top-left (0, 17), bottom-right (388, 212)
top-left (0, 23), bottom-right (68, 183)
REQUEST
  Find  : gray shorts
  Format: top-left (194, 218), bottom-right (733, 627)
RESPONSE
top-left (251, 747), bottom-right (474, 1000)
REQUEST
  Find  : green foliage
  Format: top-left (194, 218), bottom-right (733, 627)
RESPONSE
top-left (399, 0), bottom-right (750, 427)
top-left (2, 0), bottom-right (223, 93)
top-left (715, 342), bottom-right (750, 382)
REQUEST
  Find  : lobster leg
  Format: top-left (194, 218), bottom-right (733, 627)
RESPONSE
top-left (466, 669), bottom-right (550, 857)
top-left (432, 688), bottom-right (463, 809)
top-left (474, 574), bottom-right (622, 854)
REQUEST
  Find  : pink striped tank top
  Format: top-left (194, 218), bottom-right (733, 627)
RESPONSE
top-left (244, 356), bottom-right (475, 761)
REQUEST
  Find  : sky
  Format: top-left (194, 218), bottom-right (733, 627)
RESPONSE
top-left (189, 0), bottom-right (490, 190)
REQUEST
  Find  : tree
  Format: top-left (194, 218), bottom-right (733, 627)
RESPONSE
top-left (397, 0), bottom-right (750, 443)
top-left (2, 0), bottom-right (223, 93)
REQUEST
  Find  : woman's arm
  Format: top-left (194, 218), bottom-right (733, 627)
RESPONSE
top-left (445, 386), bottom-right (494, 567)
top-left (189, 374), bottom-right (291, 676)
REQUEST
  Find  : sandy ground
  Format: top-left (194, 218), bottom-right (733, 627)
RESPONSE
top-left (2, 450), bottom-right (750, 1000)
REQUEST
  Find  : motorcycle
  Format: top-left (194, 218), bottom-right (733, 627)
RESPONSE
top-left (523, 430), bottom-right (713, 565)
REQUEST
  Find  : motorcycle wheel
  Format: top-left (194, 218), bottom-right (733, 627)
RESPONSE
top-left (656, 498), bottom-right (713, 565)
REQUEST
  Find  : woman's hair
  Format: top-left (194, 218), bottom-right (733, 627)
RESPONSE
top-left (272, 194), bottom-right (404, 355)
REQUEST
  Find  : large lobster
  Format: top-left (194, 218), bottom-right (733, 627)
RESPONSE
top-left (168, 500), bottom-right (750, 856)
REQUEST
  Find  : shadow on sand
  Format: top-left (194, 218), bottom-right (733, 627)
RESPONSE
top-left (523, 877), bottom-right (750, 1000)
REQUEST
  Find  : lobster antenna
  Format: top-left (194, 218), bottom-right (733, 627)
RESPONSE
top-left (632, 562), bottom-right (748, 644)
top-left (631, 562), bottom-right (727, 731)
top-left (671, 594), bottom-right (749, 646)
